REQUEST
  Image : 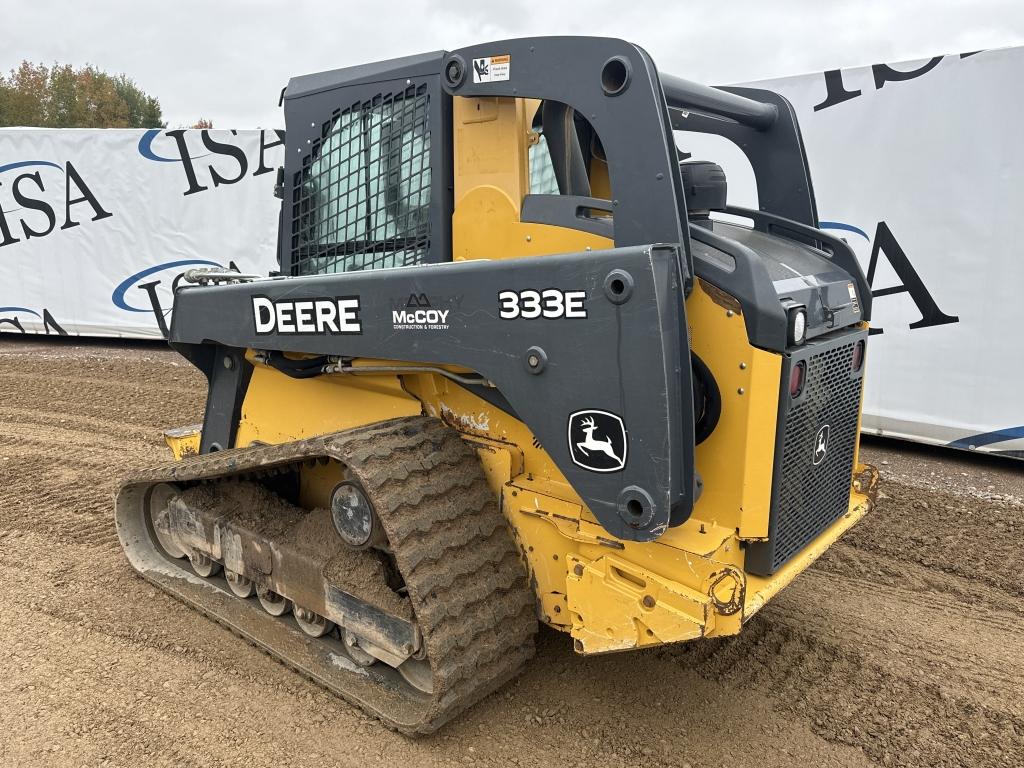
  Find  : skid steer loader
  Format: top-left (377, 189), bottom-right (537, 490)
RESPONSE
top-left (115, 37), bottom-right (878, 734)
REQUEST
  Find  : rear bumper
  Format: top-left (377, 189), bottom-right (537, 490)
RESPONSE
top-left (565, 463), bottom-right (877, 653)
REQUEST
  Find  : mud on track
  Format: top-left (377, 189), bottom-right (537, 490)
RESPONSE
top-left (0, 336), bottom-right (1021, 767)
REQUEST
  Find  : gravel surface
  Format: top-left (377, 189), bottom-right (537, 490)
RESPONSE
top-left (1, 335), bottom-right (1021, 767)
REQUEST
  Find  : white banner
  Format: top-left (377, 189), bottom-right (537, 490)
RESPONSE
top-left (0, 128), bottom-right (283, 338)
top-left (691, 46), bottom-right (1023, 457)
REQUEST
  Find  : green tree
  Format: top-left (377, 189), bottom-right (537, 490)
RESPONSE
top-left (0, 61), bottom-right (166, 128)
top-left (0, 62), bottom-right (48, 127)
top-left (114, 73), bottom-right (163, 128)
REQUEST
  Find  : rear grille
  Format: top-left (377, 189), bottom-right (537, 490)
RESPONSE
top-left (745, 331), bottom-right (866, 576)
top-left (289, 84), bottom-right (432, 276)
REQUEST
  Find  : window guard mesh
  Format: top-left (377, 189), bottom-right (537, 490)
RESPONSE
top-left (290, 84), bottom-right (431, 275)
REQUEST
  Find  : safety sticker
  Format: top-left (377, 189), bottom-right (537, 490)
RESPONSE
top-left (472, 55), bottom-right (511, 83)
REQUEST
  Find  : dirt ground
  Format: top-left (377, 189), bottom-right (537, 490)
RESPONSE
top-left (1, 336), bottom-right (1021, 768)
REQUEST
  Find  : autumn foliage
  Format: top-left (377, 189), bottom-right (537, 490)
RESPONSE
top-left (0, 61), bottom-right (165, 128)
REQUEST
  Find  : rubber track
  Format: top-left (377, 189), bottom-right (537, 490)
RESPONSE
top-left (117, 416), bottom-right (538, 734)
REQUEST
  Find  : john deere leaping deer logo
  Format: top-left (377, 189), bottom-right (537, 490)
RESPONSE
top-left (567, 410), bottom-right (627, 473)
top-left (813, 424), bottom-right (830, 466)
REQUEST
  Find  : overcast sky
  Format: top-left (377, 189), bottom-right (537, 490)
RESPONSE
top-left (4, 0), bottom-right (1023, 127)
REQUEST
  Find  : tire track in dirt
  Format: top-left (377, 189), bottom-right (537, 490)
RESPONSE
top-left (0, 428), bottom-right (149, 547)
top-left (0, 405), bottom-right (178, 444)
top-left (661, 610), bottom-right (1021, 768)
top-left (0, 349), bottom-right (205, 434)
top-left (772, 570), bottom-right (1024, 711)
top-left (0, 347), bottom-right (204, 553)
top-left (817, 479), bottom-right (1024, 601)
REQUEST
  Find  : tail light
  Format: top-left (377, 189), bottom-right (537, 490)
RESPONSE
top-left (789, 361), bottom-right (806, 398)
top-left (851, 340), bottom-right (865, 372)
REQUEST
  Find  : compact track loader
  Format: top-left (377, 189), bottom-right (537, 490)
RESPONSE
top-left (115, 37), bottom-right (878, 734)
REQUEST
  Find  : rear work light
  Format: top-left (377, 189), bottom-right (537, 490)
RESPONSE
top-left (787, 307), bottom-right (807, 346)
top-left (851, 340), bottom-right (865, 372)
top-left (789, 361), bottom-right (806, 398)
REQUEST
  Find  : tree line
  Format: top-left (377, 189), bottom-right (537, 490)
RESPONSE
top-left (0, 61), bottom-right (212, 129)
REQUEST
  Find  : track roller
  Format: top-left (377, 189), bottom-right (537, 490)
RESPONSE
top-left (342, 630), bottom-right (376, 667)
top-left (257, 586), bottom-right (292, 616)
top-left (189, 551), bottom-right (221, 578)
top-left (225, 568), bottom-right (255, 598)
top-left (294, 607), bottom-right (334, 637)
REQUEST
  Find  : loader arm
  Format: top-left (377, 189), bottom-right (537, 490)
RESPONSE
top-left (169, 244), bottom-right (691, 541)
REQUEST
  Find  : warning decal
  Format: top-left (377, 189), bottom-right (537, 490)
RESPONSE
top-left (472, 55), bottom-right (511, 83)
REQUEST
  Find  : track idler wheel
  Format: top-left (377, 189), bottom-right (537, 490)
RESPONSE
top-left (148, 483), bottom-right (186, 559)
top-left (398, 658), bottom-right (434, 694)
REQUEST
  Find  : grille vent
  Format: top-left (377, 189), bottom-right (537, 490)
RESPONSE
top-left (746, 335), bottom-right (864, 576)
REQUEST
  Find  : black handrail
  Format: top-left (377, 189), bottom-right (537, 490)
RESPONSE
top-left (660, 74), bottom-right (778, 131)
